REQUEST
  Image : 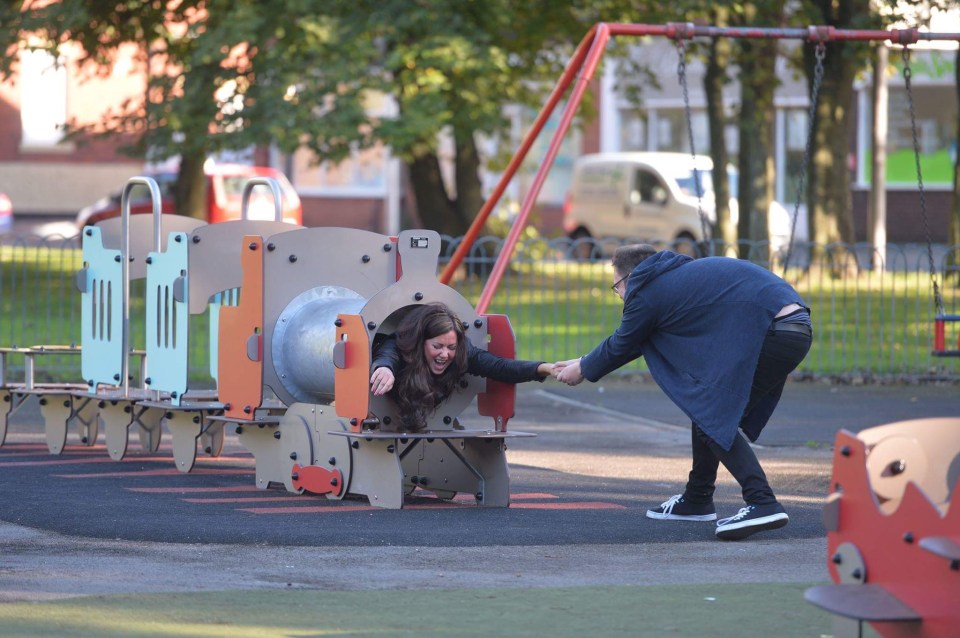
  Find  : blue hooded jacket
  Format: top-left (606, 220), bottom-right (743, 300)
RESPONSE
top-left (580, 251), bottom-right (806, 450)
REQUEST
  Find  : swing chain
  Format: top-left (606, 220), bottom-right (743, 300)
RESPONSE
top-left (783, 41), bottom-right (826, 277)
top-left (676, 38), bottom-right (712, 256)
top-left (902, 45), bottom-right (944, 316)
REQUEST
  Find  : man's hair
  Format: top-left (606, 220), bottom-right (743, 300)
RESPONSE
top-left (612, 243), bottom-right (658, 275)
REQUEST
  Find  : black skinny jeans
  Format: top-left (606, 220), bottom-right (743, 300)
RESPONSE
top-left (683, 328), bottom-right (812, 506)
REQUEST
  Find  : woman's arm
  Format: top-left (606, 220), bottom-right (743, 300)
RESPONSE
top-left (370, 335), bottom-right (399, 395)
top-left (466, 343), bottom-right (551, 384)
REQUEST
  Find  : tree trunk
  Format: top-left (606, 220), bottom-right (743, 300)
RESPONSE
top-left (452, 125), bottom-right (484, 235)
top-left (175, 151), bottom-right (207, 220)
top-left (705, 7), bottom-right (733, 255)
top-left (408, 152), bottom-right (457, 236)
top-left (737, 37), bottom-right (779, 254)
top-left (734, 2), bottom-right (783, 261)
top-left (807, 41), bottom-right (858, 257)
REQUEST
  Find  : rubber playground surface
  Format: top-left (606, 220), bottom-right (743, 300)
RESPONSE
top-left (3, 379), bottom-right (955, 637)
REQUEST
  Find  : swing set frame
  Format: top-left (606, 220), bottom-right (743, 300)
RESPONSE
top-left (437, 22), bottom-right (960, 356)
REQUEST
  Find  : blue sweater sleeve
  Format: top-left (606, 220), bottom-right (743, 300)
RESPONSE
top-left (580, 296), bottom-right (653, 382)
top-left (370, 335), bottom-right (399, 372)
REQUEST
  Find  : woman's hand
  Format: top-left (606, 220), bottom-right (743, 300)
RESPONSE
top-left (537, 362), bottom-right (556, 378)
top-left (370, 367), bottom-right (395, 396)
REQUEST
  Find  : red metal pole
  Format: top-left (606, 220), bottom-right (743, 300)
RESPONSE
top-left (439, 25), bottom-right (601, 284)
top-left (473, 24), bottom-right (613, 314)
top-left (445, 21), bottom-right (960, 311)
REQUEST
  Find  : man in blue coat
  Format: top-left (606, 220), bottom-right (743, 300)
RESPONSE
top-left (556, 244), bottom-right (812, 540)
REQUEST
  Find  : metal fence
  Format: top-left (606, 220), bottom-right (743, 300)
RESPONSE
top-left (1, 231), bottom-right (958, 383)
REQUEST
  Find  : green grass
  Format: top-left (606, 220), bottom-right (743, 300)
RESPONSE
top-left (0, 584), bottom-right (835, 638)
top-left (455, 257), bottom-right (959, 378)
top-left (0, 244), bottom-right (216, 385)
top-left (2, 245), bottom-right (958, 380)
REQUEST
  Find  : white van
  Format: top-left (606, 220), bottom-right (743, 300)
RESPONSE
top-left (562, 152), bottom-right (792, 257)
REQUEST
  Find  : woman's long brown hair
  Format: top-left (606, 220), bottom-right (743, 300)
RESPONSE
top-left (392, 303), bottom-right (468, 431)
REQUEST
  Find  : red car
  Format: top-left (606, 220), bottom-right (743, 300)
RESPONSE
top-left (75, 164), bottom-right (302, 229)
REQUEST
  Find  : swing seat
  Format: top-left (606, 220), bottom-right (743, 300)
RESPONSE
top-left (932, 314), bottom-right (960, 357)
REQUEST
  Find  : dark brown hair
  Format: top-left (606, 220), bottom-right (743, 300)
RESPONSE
top-left (612, 243), bottom-right (658, 276)
top-left (392, 303), bottom-right (468, 431)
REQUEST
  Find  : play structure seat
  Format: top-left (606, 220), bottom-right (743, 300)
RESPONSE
top-left (806, 418), bottom-right (960, 638)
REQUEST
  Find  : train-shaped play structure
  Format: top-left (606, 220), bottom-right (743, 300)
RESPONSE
top-left (0, 176), bottom-right (530, 509)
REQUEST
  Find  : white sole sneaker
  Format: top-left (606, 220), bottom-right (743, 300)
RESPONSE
top-left (716, 512), bottom-right (789, 540)
top-left (646, 510), bottom-right (717, 521)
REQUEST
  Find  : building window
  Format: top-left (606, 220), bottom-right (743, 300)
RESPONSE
top-left (883, 84), bottom-right (956, 186)
top-left (19, 49), bottom-right (68, 150)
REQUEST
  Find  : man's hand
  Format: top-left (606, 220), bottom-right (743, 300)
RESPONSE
top-left (370, 367), bottom-right (395, 396)
top-left (555, 358), bottom-right (585, 386)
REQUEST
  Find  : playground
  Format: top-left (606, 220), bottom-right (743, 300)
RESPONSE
top-left (0, 21), bottom-right (958, 638)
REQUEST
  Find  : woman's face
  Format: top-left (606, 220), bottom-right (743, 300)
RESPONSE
top-left (423, 329), bottom-right (458, 376)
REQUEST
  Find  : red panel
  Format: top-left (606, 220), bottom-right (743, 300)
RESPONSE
top-left (476, 314), bottom-right (517, 432)
top-left (825, 429), bottom-right (960, 638)
top-left (290, 463), bottom-right (344, 497)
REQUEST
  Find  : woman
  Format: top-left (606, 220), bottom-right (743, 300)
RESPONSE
top-left (369, 303), bottom-right (554, 432)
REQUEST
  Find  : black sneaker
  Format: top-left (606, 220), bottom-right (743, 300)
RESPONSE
top-left (646, 494), bottom-right (717, 521)
top-left (715, 503), bottom-right (788, 540)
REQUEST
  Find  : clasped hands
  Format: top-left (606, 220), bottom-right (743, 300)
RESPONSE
top-left (369, 358), bottom-right (585, 395)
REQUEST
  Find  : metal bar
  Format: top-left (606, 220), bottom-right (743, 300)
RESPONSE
top-left (474, 24), bottom-right (612, 314)
top-left (451, 22), bottom-right (960, 312)
top-left (120, 177), bottom-right (162, 396)
top-left (439, 23), bottom-right (602, 284)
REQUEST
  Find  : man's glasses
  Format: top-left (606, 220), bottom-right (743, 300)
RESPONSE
top-left (610, 274), bottom-right (629, 296)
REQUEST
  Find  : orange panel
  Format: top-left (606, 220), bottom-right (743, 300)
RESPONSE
top-left (334, 313), bottom-right (370, 432)
top-left (477, 314), bottom-right (517, 431)
top-left (218, 236), bottom-right (265, 420)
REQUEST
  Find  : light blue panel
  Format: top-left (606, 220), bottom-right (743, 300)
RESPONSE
top-left (208, 288), bottom-right (239, 383)
top-left (79, 226), bottom-right (124, 389)
top-left (145, 231), bottom-right (191, 405)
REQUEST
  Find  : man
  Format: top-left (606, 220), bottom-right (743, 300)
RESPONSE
top-left (555, 244), bottom-right (812, 540)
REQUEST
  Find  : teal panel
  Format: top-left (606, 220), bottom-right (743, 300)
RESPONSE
top-left (208, 288), bottom-right (239, 383)
top-left (145, 232), bottom-right (191, 405)
top-left (79, 227), bottom-right (124, 389)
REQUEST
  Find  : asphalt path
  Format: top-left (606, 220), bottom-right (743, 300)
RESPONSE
top-left (0, 379), bottom-right (955, 602)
